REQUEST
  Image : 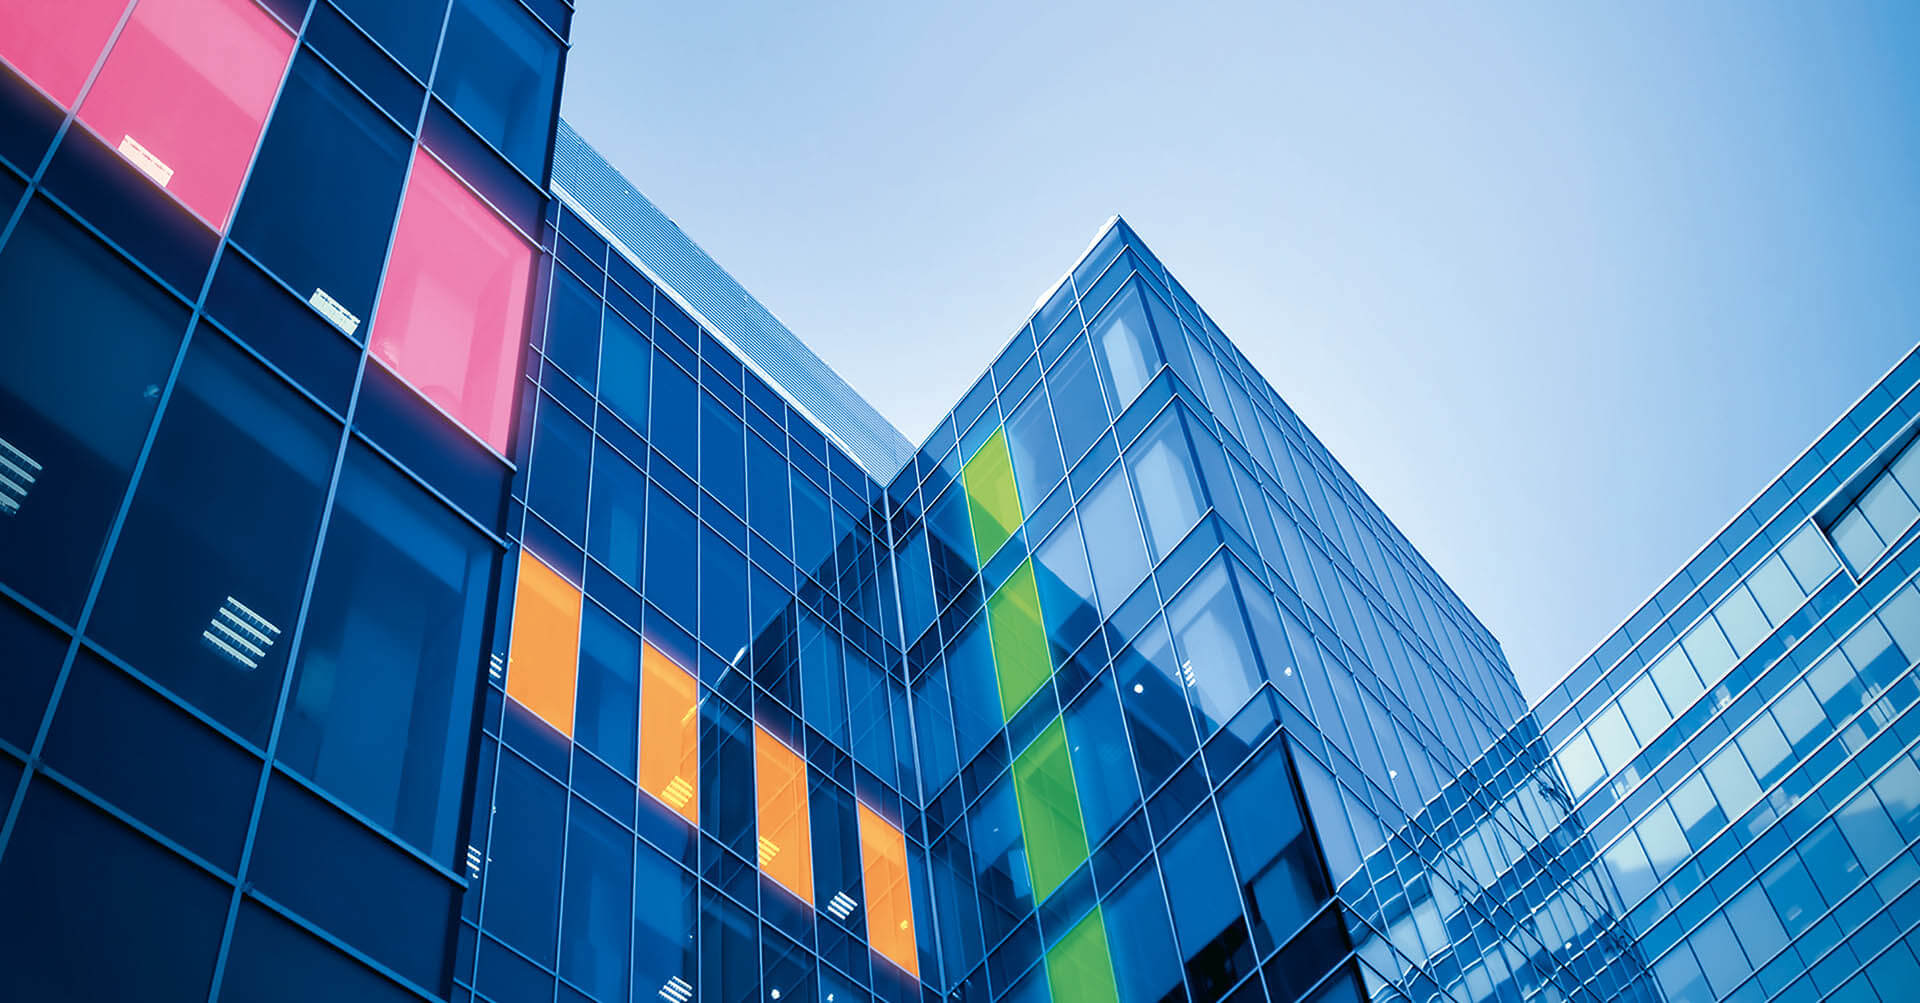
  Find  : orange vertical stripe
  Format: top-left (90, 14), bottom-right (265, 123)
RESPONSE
top-left (505, 553), bottom-right (580, 737)
top-left (640, 642), bottom-right (699, 824)
top-left (754, 725), bottom-right (813, 902)
top-left (857, 802), bottom-right (919, 979)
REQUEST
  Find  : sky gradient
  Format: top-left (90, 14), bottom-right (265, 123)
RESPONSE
top-left (559, 1), bottom-right (1920, 701)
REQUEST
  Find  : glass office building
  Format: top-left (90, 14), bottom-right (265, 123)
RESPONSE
top-left (2, 4), bottom-right (1916, 1003)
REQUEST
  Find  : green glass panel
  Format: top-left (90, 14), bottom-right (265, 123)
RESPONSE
top-left (1047, 906), bottom-right (1120, 1003)
top-left (964, 427), bottom-right (1022, 565)
top-left (989, 560), bottom-right (1052, 721)
top-left (1013, 718), bottom-right (1089, 901)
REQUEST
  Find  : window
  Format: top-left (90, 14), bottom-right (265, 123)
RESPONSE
top-left (86, 329), bottom-right (335, 744)
top-left (634, 844), bottom-right (697, 1003)
top-left (506, 552), bottom-right (581, 738)
top-left (1219, 744), bottom-right (1329, 954)
top-left (76, 0), bottom-right (294, 228)
top-left (858, 803), bottom-right (919, 978)
top-left (0, 0), bottom-right (126, 107)
top-left (332, 0), bottom-right (448, 77)
top-left (1089, 284), bottom-right (1160, 413)
top-left (1005, 384), bottom-right (1064, 516)
top-left (1161, 807), bottom-right (1254, 997)
top-left (0, 780), bottom-right (228, 1000)
top-left (1080, 465), bottom-right (1150, 616)
top-left (1048, 337), bottom-right (1111, 467)
top-left (435, 0), bottom-right (562, 178)
top-left (599, 310), bottom-right (650, 433)
top-left (1106, 860), bottom-right (1182, 1003)
top-left (229, 51), bottom-right (410, 340)
top-left (220, 901), bottom-right (418, 1003)
top-left (0, 199), bottom-right (188, 622)
top-left (561, 801), bottom-right (633, 1002)
top-left (1126, 409), bottom-right (1202, 560)
top-left (0, 598), bottom-right (66, 749)
top-left (587, 438), bottom-right (645, 587)
top-left (545, 267), bottom-right (601, 389)
top-left (1012, 718), bottom-right (1090, 902)
top-left (964, 427), bottom-right (1022, 564)
top-left (577, 605), bottom-right (640, 774)
top-left (368, 149), bottom-right (534, 453)
top-left (278, 443), bottom-right (495, 860)
top-left (1168, 559), bottom-right (1263, 734)
top-left (755, 725), bottom-right (814, 903)
top-left (528, 395), bottom-right (590, 541)
top-left (1064, 673), bottom-right (1142, 845)
top-left (700, 698), bottom-right (756, 859)
top-left (1048, 907), bottom-right (1121, 1003)
top-left (640, 642), bottom-right (699, 823)
top-left (988, 559), bottom-right (1053, 721)
top-left (485, 752), bottom-right (565, 965)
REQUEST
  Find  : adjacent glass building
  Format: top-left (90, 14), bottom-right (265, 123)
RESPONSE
top-left (0, 4), bottom-right (1915, 1003)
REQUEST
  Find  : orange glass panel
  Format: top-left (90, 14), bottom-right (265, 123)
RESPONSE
top-left (369, 149), bottom-right (534, 454)
top-left (640, 643), bottom-right (698, 824)
top-left (754, 725), bottom-right (812, 902)
top-left (75, 0), bottom-right (295, 229)
top-left (0, 0), bottom-right (128, 108)
top-left (505, 553), bottom-right (579, 737)
top-left (857, 803), bottom-right (919, 979)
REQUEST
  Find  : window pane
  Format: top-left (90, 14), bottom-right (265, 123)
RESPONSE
top-left (988, 559), bottom-right (1053, 722)
top-left (279, 443), bottom-right (495, 860)
top-left (229, 51), bottom-right (409, 339)
top-left (587, 439), bottom-right (645, 588)
top-left (1048, 337), bottom-right (1111, 468)
top-left (0, 199), bottom-right (186, 621)
top-left (1218, 743), bottom-right (1327, 954)
top-left (1161, 807), bottom-right (1253, 998)
top-left (640, 642), bottom-right (699, 824)
top-left (1081, 465), bottom-right (1149, 616)
top-left (221, 900), bottom-right (417, 1003)
top-left (1089, 284), bottom-right (1159, 413)
top-left (0, 0), bottom-right (126, 107)
top-left (1012, 718), bottom-right (1089, 902)
top-left (561, 801), bottom-right (632, 1002)
top-left (76, 0), bottom-right (294, 228)
top-left (0, 598), bottom-right (66, 749)
top-left (858, 803), bottom-right (919, 979)
top-left (1005, 384), bottom-right (1063, 516)
top-left (486, 751), bottom-right (565, 965)
top-left (369, 149), bottom-right (534, 453)
top-left (1168, 558), bottom-right (1261, 735)
top-left (1106, 860), bottom-right (1182, 1003)
top-left (528, 394), bottom-right (590, 540)
top-left (1860, 474), bottom-right (1920, 547)
top-left (598, 311), bottom-right (650, 433)
top-left (578, 604), bottom-right (640, 775)
top-left (86, 330), bottom-right (335, 742)
top-left (42, 650), bottom-right (260, 871)
top-left (964, 427), bottom-right (1022, 565)
top-left (699, 698), bottom-right (755, 859)
top-left (435, 0), bottom-right (561, 177)
top-left (332, 0), bottom-right (447, 76)
top-left (545, 267), bottom-right (601, 389)
top-left (634, 844), bottom-right (697, 1002)
top-left (1063, 673), bottom-right (1141, 844)
top-left (0, 780), bottom-right (226, 1000)
top-left (1125, 409), bottom-right (1202, 560)
top-left (506, 552), bottom-right (582, 738)
top-left (1048, 906), bottom-right (1121, 1003)
top-left (756, 725), bottom-right (814, 903)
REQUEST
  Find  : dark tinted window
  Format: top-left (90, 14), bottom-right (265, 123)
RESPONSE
top-left (0, 597), bottom-right (65, 749)
top-left (88, 330), bottom-right (337, 743)
top-left (0, 780), bottom-right (227, 1001)
top-left (229, 51), bottom-right (409, 341)
top-left (485, 751), bottom-right (565, 965)
top-left (278, 443), bottom-right (495, 860)
top-left (435, 0), bottom-right (561, 178)
top-left (219, 900), bottom-right (418, 1003)
top-left (0, 200), bottom-right (186, 620)
top-left (332, 0), bottom-right (449, 77)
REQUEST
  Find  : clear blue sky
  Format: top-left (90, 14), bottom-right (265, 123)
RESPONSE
top-left (559, 1), bottom-right (1920, 702)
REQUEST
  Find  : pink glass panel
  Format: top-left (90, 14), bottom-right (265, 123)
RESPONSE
top-left (369, 150), bottom-right (534, 453)
top-left (0, 0), bottom-right (128, 107)
top-left (75, 0), bottom-right (294, 229)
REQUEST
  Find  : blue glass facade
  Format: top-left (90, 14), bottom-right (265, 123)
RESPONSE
top-left (3, 5), bottom-right (1918, 1003)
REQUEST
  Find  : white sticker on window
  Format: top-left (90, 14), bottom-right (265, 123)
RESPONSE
top-left (308, 288), bottom-right (362, 336)
top-left (117, 135), bottom-right (174, 188)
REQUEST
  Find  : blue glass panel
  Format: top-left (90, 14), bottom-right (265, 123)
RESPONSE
top-left (1107, 859), bottom-right (1182, 1003)
top-left (486, 751), bottom-right (565, 965)
top-left (1047, 337), bottom-right (1110, 469)
top-left (651, 354), bottom-right (698, 477)
top-left (634, 843), bottom-right (698, 1000)
top-left (1161, 807), bottom-right (1254, 1000)
top-left (1064, 672), bottom-right (1141, 844)
top-left (561, 800), bottom-right (633, 1001)
top-left (588, 439), bottom-right (645, 589)
top-left (530, 395), bottom-right (591, 542)
top-left (436, 0), bottom-right (561, 177)
top-left (546, 267), bottom-right (602, 390)
top-left (599, 310), bottom-right (650, 433)
top-left (0, 199), bottom-right (186, 622)
top-left (799, 610), bottom-right (849, 748)
top-left (701, 393), bottom-right (746, 518)
top-left (86, 329), bottom-right (335, 744)
top-left (278, 443), bottom-right (494, 860)
top-left (578, 604), bottom-right (640, 776)
top-left (1006, 385), bottom-right (1064, 515)
top-left (646, 486), bottom-right (697, 631)
top-left (1080, 466), bottom-right (1150, 616)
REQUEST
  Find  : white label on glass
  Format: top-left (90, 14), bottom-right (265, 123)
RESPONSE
top-left (117, 135), bottom-right (174, 188)
top-left (308, 288), bottom-right (362, 336)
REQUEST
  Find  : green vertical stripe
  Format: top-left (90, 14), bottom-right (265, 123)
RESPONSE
top-left (1047, 906), bottom-right (1121, 1003)
top-left (1013, 718), bottom-right (1089, 901)
top-left (964, 427), bottom-right (1022, 566)
top-left (989, 559), bottom-right (1052, 721)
